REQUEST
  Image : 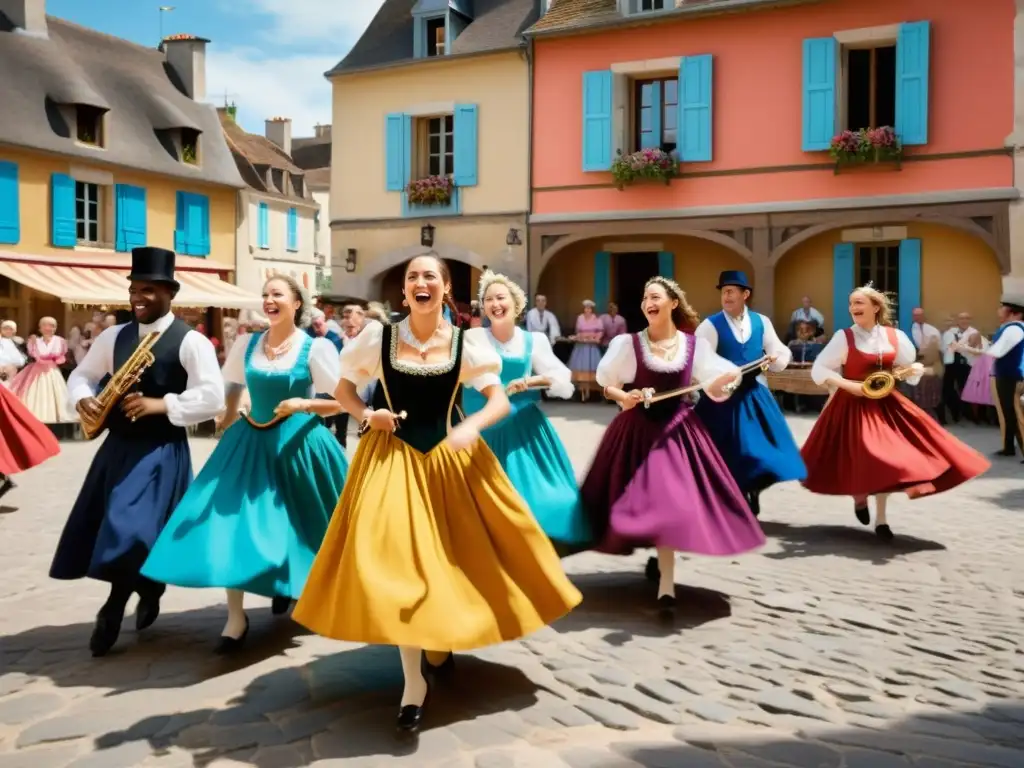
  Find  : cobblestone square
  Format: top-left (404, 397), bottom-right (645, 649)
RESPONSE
top-left (1, 404), bottom-right (1022, 767)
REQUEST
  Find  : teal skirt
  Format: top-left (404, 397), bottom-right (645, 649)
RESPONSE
top-left (141, 413), bottom-right (348, 598)
top-left (482, 402), bottom-right (590, 548)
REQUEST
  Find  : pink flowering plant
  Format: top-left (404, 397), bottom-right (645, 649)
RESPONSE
top-left (611, 148), bottom-right (679, 190)
top-left (829, 126), bottom-right (902, 165)
top-left (406, 175), bottom-right (454, 206)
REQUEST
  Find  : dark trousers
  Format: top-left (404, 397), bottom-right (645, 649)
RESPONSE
top-left (332, 412), bottom-right (350, 449)
top-left (941, 361), bottom-right (971, 422)
top-left (994, 376), bottom-right (1024, 454)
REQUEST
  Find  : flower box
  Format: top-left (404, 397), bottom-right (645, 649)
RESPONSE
top-left (829, 127), bottom-right (902, 173)
top-left (406, 175), bottom-right (454, 206)
top-left (611, 148), bottom-right (679, 190)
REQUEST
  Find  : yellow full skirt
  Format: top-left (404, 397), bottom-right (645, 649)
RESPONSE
top-left (293, 430), bottom-right (582, 651)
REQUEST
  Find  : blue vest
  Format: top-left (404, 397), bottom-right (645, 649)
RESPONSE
top-left (992, 321), bottom-right (1024, 379)
top-left (709, 310), bottom-right (764, 365)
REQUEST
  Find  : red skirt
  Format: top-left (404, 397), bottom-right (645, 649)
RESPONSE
top-left (802, 389), bottom-right (990, 498)
top-left (0, 384), bottom-right (60, 475)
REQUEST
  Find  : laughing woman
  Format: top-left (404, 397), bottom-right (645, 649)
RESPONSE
top-left (293, 254), bottom-right (581, 736)
top-left (462, 270), bottom-right (591, 551)
top-left (142, 275), bottom-right (349, 652)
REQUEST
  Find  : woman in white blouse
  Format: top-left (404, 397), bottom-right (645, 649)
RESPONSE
top-left (462, 270), bottom-right (590, 551)
top-left (292, 254), bottom-right (581, 735)
top-left (802, 285), bottom-right (989, 540)
top-left (580, 277), bottom-right (765, 615)
top-left (0, 320), bottom-right (26, 384)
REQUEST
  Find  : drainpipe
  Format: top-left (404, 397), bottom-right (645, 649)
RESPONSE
top-left (525, 37), bottom-right (534, 297)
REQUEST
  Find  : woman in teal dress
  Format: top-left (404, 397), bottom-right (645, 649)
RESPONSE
top-left (142, 275), bottom-right (349, 653)
top-left (462, 270), bottom-right (590, 550)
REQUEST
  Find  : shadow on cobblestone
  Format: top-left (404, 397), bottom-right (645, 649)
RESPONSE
top-left (759, 521), bottom-right (947, 564)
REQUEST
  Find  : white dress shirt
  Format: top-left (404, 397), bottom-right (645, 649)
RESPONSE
top-left (484, 328), bottom-right (575, 399)
top-left (695, 310), bottom-right (791, 387)
top-left (909, 322), bottom-right (941, 350)
top-left (790, 306), bottom-right (825, 327)
top-left (0, 337), bottom-right (25, 368)
top-left (67, 312), bottom-right (225, 427)
top-left (812, 325), bottom-right (922, 387)
top-left (525, 307), bottom-right (561, 344)
top-left (986, 323), bottom-right (1024, 359)
top-left (942, 326), bottom-right (978, 366)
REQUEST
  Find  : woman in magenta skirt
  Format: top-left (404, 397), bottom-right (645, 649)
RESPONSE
top-left (580, 277), bottom-right (766, 615)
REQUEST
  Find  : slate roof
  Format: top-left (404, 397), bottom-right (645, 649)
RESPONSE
top-left (329, 0), bottom-right (538, 76)
top-left (529, 0), bottom-right (820, 36)
top-left (291, 137), bottom-right (331, 172)
top-left (0, 16), bottom-right (244, 188)
top-left (218, 110), bottom-right (316, 205)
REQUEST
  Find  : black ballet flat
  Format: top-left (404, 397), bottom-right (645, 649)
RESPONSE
top-left (854, 505), bottom-right (870, 526)
top-left (0, 476), bottom-right (15, 501)
top-left (135, 594), bottom-right (161, 631)
top-left (90, 603), bottom-right (126, 658)
top-left (747, 492), bottom-right (761, 518)
top-left (214, 615), bottom-right (250, 655)
top-left (875, 524), bottom-right (894, 542)
top-left (644, 556), bottom-right (660, 583)
top-left (396, 687), bottom-right (429, 736)
top-left (657, 594), bottom-right (676, 618)
top-left (271, 596), bottom-right (292, 616)
top-left (421, 651), bottom-right (455, 680)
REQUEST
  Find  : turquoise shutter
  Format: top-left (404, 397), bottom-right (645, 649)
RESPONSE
top-left (51, 173), bottom-right (76, 248)
top-left (802, 37), bottom-right (837, 151)
top-left (898, 238), bottom-right (922, 331)
top-left (582, 70), bottom-right (613, 171)
top-left (678, 55), bottom-right (713, 162)
top-left (453, 103), bottom-right (479, 187)
top-left (657, 251), bottom-right (674, 278)
top-left (114, 184), bottom-right (146, 253)
top-left (0, 161), bottom-right (19, 244)
top-left (385, 113), bottom-right (410, 190)
top-left (593, 251), bottom-right (611, 310)
top-left (174, 191), bottom-right (187, 253)
top-left (832, 242), bottom-right (855, 331)
top-left (191, 194), bottom-right (210, 256)
top-left (257, 202), bottom-right (269, 248)
top-left (640, 82), bottom-right (662, 150)
top-left (895, 21), bottom-right (930, 146)
top-left (286, 207), bottom-right (298, 251)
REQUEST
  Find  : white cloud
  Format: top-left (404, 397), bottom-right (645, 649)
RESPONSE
top-left (224, 0), bottom-right (385, 47)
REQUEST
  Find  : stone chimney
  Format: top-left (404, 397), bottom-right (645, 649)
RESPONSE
top-left (314, 123), bottom-right (332, 141)
top-left (163, 34), bottom-right (209, 101)
top-left (266, 117), bottom-right (293, 157)
top-left (0, 0), bottom-right (48, 36)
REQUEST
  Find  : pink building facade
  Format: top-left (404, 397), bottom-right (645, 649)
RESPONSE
top-left (527, 0), bottom-right (1017, 337)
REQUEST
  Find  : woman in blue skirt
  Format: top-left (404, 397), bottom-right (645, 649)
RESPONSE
top-left (142, 275), bottom-right (349, 653)
top-left (462, 270), bottom-right (590, 550)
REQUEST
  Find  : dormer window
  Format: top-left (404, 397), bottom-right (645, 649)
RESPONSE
top-left (622, 0), bottom-right (666, 13)
top-left (76, 105), bottom-right (104, 147)
top-left (181, 128), bottom-right (200, 165)
top-left (641, 0), bottom-right (666, 9)
top-left (426, 17), bottom-right (446, 56)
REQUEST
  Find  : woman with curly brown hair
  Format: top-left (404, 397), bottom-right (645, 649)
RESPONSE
top-left (580, 276), bottom-right (765, 615)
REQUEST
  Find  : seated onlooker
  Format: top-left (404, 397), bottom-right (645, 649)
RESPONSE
top-left (788, 296), bottom-right (825, 341)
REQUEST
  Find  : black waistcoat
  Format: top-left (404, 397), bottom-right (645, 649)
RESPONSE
top-left (104, 318), bottom-right (191, 442)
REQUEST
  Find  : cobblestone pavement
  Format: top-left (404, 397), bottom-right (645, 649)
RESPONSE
top-left (1, 403), bottom-right (1023, 768)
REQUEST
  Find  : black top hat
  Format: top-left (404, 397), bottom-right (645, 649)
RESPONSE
top-left (716, 269), bottom-right (752, 292)
top-left (127, 247), bottom-right (180, 290)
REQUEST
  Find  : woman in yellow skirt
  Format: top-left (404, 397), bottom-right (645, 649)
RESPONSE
top-left (293, 254), bottom-right (582, 735)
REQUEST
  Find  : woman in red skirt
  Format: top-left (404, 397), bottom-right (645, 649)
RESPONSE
top-left (0, 382), bottom-right (60, 500)
top-left (802, 284), bottom-right (990, 540)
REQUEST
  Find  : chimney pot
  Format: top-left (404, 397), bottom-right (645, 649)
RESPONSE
top-left (0, 0), bottom-right (47, 36)
top-left (265, 117), bottom-right (293, 157)
top-left (163, 34), bottom-right (209, 101)
top-left (314, 123), bottom-right (332, 140)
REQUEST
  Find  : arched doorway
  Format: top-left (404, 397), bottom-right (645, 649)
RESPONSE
top-left (378, 259), bottom-right (476, 313)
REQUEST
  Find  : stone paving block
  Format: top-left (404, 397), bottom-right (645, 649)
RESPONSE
top-left (808, 726), bottom-right (1024, 767)
top-left (573, 699), bottom-right (643, 730)
top-left (65, 740), bottom-right (153, 768)
top-left (611, 741), bottom-right (725, 768)
top-left (732, 739), bottom-right (843, 768)
top-left (448, 719), bottom-right (522, 750)
top-left (841, 747), bottom-right (912, 768)
top-left (0, 744), bottom-right (82, 768)
top-left (752, 690), bottom-right (835, 722)
top-left (558, 746), bottom-right (641, 768)
top-left (0, 693), bottom-right (66, 726)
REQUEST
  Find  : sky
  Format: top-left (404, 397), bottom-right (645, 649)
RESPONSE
top-left (47, 0), bottom-right (385, 137)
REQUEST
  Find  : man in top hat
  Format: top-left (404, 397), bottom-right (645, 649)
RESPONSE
top-left (984, 291), bottom-right (1024, 459)
top-left (694, 270), bottom-right (807, 516)
top-left (51, 246), bottom-right (225, 656)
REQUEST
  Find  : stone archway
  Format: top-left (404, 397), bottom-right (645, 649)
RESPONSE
top-left (344, 243), bottom-right (493, 300)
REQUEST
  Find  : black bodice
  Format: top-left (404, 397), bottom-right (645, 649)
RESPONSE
top-left (371, 323), bottom-right (464, 453)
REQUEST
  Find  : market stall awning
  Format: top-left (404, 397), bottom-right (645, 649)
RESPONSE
top-left (0, 258), bottom-right (262, 309)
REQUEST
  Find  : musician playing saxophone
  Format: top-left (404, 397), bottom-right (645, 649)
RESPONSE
top-left (49, 247), bottom-right (225, 657)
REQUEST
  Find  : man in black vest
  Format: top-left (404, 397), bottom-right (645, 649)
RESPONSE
top-left (51, 247), bottom-right (225, 656)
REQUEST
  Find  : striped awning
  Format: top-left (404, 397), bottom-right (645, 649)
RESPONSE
top-left (0, 258), bottom-right (262, 310)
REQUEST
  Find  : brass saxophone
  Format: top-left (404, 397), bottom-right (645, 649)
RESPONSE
top-left (861, 365), bottom-right (928, 399)
top-left (81, 331), bottom-right (161, 440)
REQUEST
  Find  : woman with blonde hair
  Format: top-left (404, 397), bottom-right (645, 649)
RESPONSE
top-left (464, 270), bottom-right (590, 550)
top-left (581, 276), bottom-right (765, 614)
top-left (10, 316), bottom-right (76, 425)
top-left (802, 284), bottom-right (990, 540)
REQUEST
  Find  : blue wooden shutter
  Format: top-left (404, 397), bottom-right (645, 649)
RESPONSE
top-left (453, 103), bottom-right (479, 187)
top-left (657, 251), bottom-right (674, 279)
top-left (802, 37), bottom-right (837, 151)
top-left (593, 251), bottom-right (611, 310)
top-left (832, 242), bottom-right (855, 332)
top-left (640, 82), bottom-right (662, 150)
top-left (191, 193), bottom-right (210, 256)
top-left (287, 207), bottom-right (298, 251)
top-left (678, 55), bottom-right (713, 162)
top-left (174, 191), bottom-right (187, 253)
top-left (257, 202), bottom-right (269, 248)
top-left (898, 238), bottom-right (922, 331)
top-left (582, 70), bottom-right (613, 171)
top-left (0, 161), bottom-right (19, 245)
top-left (385, 113), bottom-right (411, 191)
top-left (895, 21), bottom-right (930, 146)
top-left (51, 173), bottom-right (76, 248)
top-left (114, 184), bottom-right (146, 253)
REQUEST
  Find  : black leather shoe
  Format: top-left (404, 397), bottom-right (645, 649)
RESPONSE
top-left (421, 652), bottom-right (455, 680)
top-left (0, 475), bottom-right (15, 501)
top-left (875, 524), bottom-right (894, 542)
top-left (214, 615), bottom-right (249, 655)
top-left (396, 688), bottom-right (429, 735)
top-left (657, 594), bottom-right (676, 618)
top-left (89, 604), bottom-right (125, 657)
top-left (271, 596), bottom-right (292, 616)
top-left (854, 505), bottom-right (870, 525)
top-left (135, 594), bottom-right (161, 631)
top-left (644, 556), bottom-right (659, 582)
top-left (747, 492), bottom-right (761, 518)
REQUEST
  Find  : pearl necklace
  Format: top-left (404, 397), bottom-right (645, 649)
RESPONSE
top-left (398, 317), bottom-right (448, 359)
top-left (644, 330), bottom-right (679, 359)
top-left (263, 331), bottom-right (294, 365)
